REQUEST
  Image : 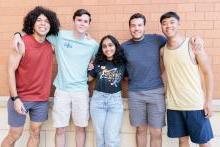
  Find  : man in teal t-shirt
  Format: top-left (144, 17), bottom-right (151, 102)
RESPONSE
top-left (48, 9), bottom-right (98, 147)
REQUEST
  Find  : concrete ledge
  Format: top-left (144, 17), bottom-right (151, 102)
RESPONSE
top-left (0, 96), bottom-right (220, 147)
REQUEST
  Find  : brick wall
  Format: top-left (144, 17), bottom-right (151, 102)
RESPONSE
top-left (0, 0), bottom-right (220, 99)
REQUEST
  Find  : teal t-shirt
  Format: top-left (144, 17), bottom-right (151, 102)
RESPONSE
top-left (47, 30), bottom-right (98, 91)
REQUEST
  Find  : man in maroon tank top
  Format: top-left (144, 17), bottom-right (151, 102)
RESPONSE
top-left (1, 6), bottom-right (60, 147)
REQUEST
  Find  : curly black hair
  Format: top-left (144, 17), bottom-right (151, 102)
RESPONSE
top-left (94, 35), bottom-right (127, 66)
top-left (22, 6), bottom-right (60, 36)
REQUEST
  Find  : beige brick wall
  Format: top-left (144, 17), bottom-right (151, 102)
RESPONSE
top-left (0, 0), bottom-right (220, 99)
top-left (0, 98), bottom-right (220, 147)
top-left (0, 1), bottom-right (220, 146)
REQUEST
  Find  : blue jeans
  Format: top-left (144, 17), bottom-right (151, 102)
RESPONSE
top-left (90, 91), bottom-right (123, 147)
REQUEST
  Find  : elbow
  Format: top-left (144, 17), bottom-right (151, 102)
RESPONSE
top-left (8, 67), bottom-right (16, 76)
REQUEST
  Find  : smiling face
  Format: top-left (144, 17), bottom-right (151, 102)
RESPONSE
top-left (102, 38), bottom-right (116, 60)
top-left (73, 14), bottom-right (90, 34)
top-left (161, 17), bottom-right (180, 39)
top-left (129, 18), bottom-right (145, 41)
top-left (33, 14), bottom-right (50, 37)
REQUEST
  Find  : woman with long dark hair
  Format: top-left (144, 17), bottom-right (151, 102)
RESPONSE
top-left (88, 35), bottom-right (127, 147)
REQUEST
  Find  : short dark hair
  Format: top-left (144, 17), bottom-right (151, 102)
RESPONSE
top-left (94, 35), bottom-right (126, 66)
top-left (129, 13), bottom-right (146, 26)
top-left (160, 11), bottom-right (180, 23)
top-left (73, 9), bottom-right (91, 23)
top-left (22, 6), bottom-right (60, 36)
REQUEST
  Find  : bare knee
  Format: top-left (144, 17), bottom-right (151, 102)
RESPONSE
top-left (3, 128), bottom-right (23, 144)
top-left (149, 127), bottom-right (162, 139)
top-left (75, 126), bottom-right (85, 134)
top-left (10, 130), bottom-right (22, 140)
top-left (199, 142), bottom-right (211, 147)
top-left (179, 136), bottom-right (189, 145)
top-left (30, 126), bottom-right (41, 140)
top-left (56, 127), bottom-right (66, 136)
top-left (136, 126), bottom-right (147, 135)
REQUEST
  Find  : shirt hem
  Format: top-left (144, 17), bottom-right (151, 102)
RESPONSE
top-left (128, 85), bottom-right (164, 92)
top-left (167, 106), bottom-right (204, 111)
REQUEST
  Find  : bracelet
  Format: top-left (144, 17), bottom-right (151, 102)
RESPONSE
top-left (10, 96), bottom-right (20, 101)
top-left (14, 32), bottom-right (22, 37)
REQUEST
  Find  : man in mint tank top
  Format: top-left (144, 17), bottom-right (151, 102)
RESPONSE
top-left (13, 9), bottom-right (98, 147)
top-left (1, 6), bottom-right (60, 147)
top-left (160, 12), bottom-right (214, 147)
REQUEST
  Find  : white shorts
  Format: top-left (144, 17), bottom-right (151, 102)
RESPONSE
top-left (52, 89), bottom-right (89, 128)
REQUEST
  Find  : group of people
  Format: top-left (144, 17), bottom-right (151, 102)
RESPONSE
top-left (1, 5), bottom-right (214, 147)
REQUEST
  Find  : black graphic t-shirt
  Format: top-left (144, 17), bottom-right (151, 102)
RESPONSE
top-left (89, 61), bottom-right (126, 94)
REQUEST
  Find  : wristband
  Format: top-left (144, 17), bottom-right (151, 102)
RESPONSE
top-left (10, 96), bottom-right (20, 101)
top-left (14, 32), bottom-right (22, 37)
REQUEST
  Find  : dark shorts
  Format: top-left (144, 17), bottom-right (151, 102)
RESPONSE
top-left (8, 99), bottom-right (49, 127)
top-left (167, 109), bottom-right (213, 144)
top-left (128, 87), bottom-right (166, 128)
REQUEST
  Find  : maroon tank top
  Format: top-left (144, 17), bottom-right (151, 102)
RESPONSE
top-left (16, 35), bottom-right (53, 101)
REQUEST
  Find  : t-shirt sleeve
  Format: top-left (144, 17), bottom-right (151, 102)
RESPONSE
top-left (46, 33), bottom-right (59, 47)
top-left (89, 64), bottom-right (98, 78)
top-left (121, 44), bottom-right (126, 52)
top-left (156, 34), bottom-right (167, 48)
top-left (92, 42), bottom-right (99, 60)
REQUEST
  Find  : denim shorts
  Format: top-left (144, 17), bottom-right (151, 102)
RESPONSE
top-left (128, 87), bottom-right (166, 128)
top-left (167, 109), bottom-right (213, 144)
top-left (8, 98), bottom-right (49, 127)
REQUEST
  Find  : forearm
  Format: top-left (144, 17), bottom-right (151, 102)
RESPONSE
top-left (160, 63), bottom-right (165, 75)
top-left (204, 71), bottom-right (214, 102)
top-left (160, 58), bottom-right (166, 84)
top-left (8, 68), bottom-right (26, 114)
top-left (88, 75), bottom-right (94, 82)
top-left (8, 69), bottom-right (18, 97)
top-left (160, 48), bottom-right (165, 75)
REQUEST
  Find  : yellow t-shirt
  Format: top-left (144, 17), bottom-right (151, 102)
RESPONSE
top-left (163, 38), bottom-right (204, 110)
